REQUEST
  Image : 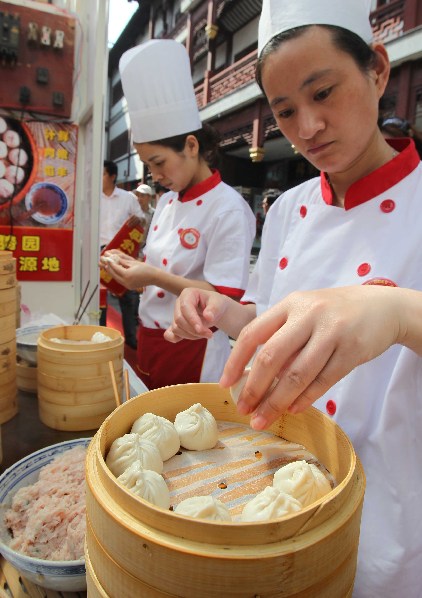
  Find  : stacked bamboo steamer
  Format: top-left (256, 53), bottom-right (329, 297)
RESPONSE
top-left (85, 383), bottom-right (366, 598)
top-left (37, 325), bottom-right (124, 431)
top-left (0, 250), bottom-right (18, 425)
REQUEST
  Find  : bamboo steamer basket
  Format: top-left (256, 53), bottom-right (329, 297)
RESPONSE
top-left (86, 384), bottom-right (365, 598)
top-left (16, 358), bottom-right (37, 394)
top-left (0, 287), bottom-right (17, 318)
top-left (0, 313), bottom-right (16, 345)
top-left (37, 325), bottom-right (124, 431)
top-left (0, 334), bottom-right (17, 424)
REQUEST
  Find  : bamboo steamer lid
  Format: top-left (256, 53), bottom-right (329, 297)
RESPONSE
top-left (37, 325), bottom-right (124, 431)
top-left (86, 384), bottom-right (365, 597)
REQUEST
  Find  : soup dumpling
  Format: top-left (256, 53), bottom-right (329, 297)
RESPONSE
top-left (175, 496), bottom-right (231, 521)
top-left (240, 486), bottom-right (302, 522)
top-left (273, 460), bottom-right (332, 507)
top-left (118, 462), bottom-right (170, 509)
top-left (131, 413), bottom-right (180, 461)
top-left (106, 433), bottom-right (163, 477)
top-left (174, 403), bottom-right (218, 450)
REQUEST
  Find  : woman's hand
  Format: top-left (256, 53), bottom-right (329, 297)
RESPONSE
top-left (101, 252), bottom-right (156, 290)
top-left (165, 288), bottom-right (231, 341)
top-left (165, 288), bottom-right (255, 342)
top-left (220, 285), bottom-right (405, 430)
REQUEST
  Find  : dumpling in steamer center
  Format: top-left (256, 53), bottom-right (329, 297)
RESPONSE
top-left (106, 433), bottom-right (163, 477)
top-left (131, 413), bottom-right (180, 461)
top-left (273, 460), bottom-right (332, 507)
top-left (174, 403), bottom-right (218, 450)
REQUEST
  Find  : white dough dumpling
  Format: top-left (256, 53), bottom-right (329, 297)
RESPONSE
top-left (273, 460), bottom-right (332, 507)
top-left (230, 367), bottom-right (279, 405)
top-left (240, 486), bottom-right (302, 522)
top-left (91, 331), bottom-right (112, 343)
top-left (117, 462), bottom-right (170, 509)
top-left (175, 496), bottom-right (231, 521)
top-left (131, 413), bottom-right (180, 461)
top-left (106, 433), bottom-right (163, 477)
top-left (174, 403), bottom-right (218, 450)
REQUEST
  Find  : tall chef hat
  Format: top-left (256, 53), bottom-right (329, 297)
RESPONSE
top-left (258, 0), bottom-right (373, 56)
top-left (119, 39), bottom-right (202, 144)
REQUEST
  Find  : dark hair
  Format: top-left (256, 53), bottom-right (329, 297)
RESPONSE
top-left (256, 25), bottom-right (378, 92)
top-left (155, 182), bottom-right (168, 195)
top-left (264, 189), bottom-right (280, 207)
top-left (103, 159), bottom-right (118, 180)
top-left (153, 123), bottom-right (221, 168)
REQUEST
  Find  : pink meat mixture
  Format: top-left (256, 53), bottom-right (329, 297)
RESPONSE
top-left (4, 446), bottom-right (86, 561)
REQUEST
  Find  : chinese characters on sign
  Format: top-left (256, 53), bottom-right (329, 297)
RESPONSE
top-left (0, 116), bottom-right (77, 281)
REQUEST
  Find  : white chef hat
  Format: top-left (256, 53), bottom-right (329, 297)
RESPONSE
top-left (258, 0), bottom-right (373, 56)
top-left (119, 39), bottom-right (202, 144)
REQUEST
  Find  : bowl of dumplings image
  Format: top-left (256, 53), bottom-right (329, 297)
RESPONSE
top-left (25, 182), bottom-right (68, 225)
top-left (0, 115), bottom-right (37, 217)
top-left (85, 383), bottom-right (366, 598)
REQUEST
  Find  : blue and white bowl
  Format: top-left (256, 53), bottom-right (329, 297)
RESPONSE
top-left (0, 439), bottom-right (90, 592)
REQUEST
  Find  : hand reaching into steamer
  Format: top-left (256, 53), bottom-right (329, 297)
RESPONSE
top-left (165, 285), bottom-right (422, 430)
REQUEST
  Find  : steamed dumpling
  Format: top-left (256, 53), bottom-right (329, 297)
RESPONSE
top-left (230, 367), bottom-right (279, 405)
top-left (117, 462), bottom-right (170, 509)
top-left (106, 433), bottom-right (163, 477)
top-left (131, 413), bottom-right (180, 461)
top-left (91, 331), bottom-right (112, 343)
top-left (175, 496), bottom-right (231, 521)
top-left (272, 460), bottom-right (332, 507)
top-left (240, 486), bottom-right (302, 522)
top-left (174, 403), bottom-right (218, 450)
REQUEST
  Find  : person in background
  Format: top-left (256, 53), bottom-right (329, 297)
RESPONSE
top-left (100, 159), bottom-right (145, 349)
top-left (261, 188), bottom-right (281, 216)
top-left (379, 115), bottom-right (422, 158)
top-left (133, 183), bottom-right (155, 260)
top-left (101, 40), bottom-right (255, 390)
top-left (165, 1), bottom-right (422, 596)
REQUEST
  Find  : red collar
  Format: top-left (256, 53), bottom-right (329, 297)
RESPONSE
top-left (178, 169), bottom-right (221, 203)
top-left (320, 139), bottom-right (420, 210)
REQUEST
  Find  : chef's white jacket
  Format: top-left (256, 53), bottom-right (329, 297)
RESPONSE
top-left (243, 139), bottom-right (422, 598)
top-left (140, 170), bottom-right (256, 382)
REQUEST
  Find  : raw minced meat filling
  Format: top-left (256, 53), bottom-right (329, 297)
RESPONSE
top-left (4, 446), bottom-right (86, 561)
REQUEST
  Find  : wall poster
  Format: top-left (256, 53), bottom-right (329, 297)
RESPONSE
top-left (0, 113), bottom-right (77, 281)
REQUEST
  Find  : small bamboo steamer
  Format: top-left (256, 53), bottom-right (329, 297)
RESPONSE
top-left (0, 378), bottom-right (17, 424)
top-left (37, 325), bottom-right (124, 431)
top-left (16, 358), bottom-right (37, 394)
top-left (0, 313), bottom-right (16, 345)
top-left (0, 287), bottom-right (16, 318)
top-left (0, 337), bottom-right (17, 424)
top-left (86, 384), bottom-right (365, 598)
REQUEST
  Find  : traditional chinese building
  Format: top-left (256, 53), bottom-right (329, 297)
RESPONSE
top-left (106, 0), bottom-right (422, 218)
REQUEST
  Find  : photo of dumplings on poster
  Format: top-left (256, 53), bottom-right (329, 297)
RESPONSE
top-left (0, 113), bottom-right (78, 281)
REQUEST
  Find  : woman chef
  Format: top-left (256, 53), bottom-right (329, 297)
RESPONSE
top-left (165, 0), bottom-right (422, 596)
top-left (101, 39), bottom-right (255, 390)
